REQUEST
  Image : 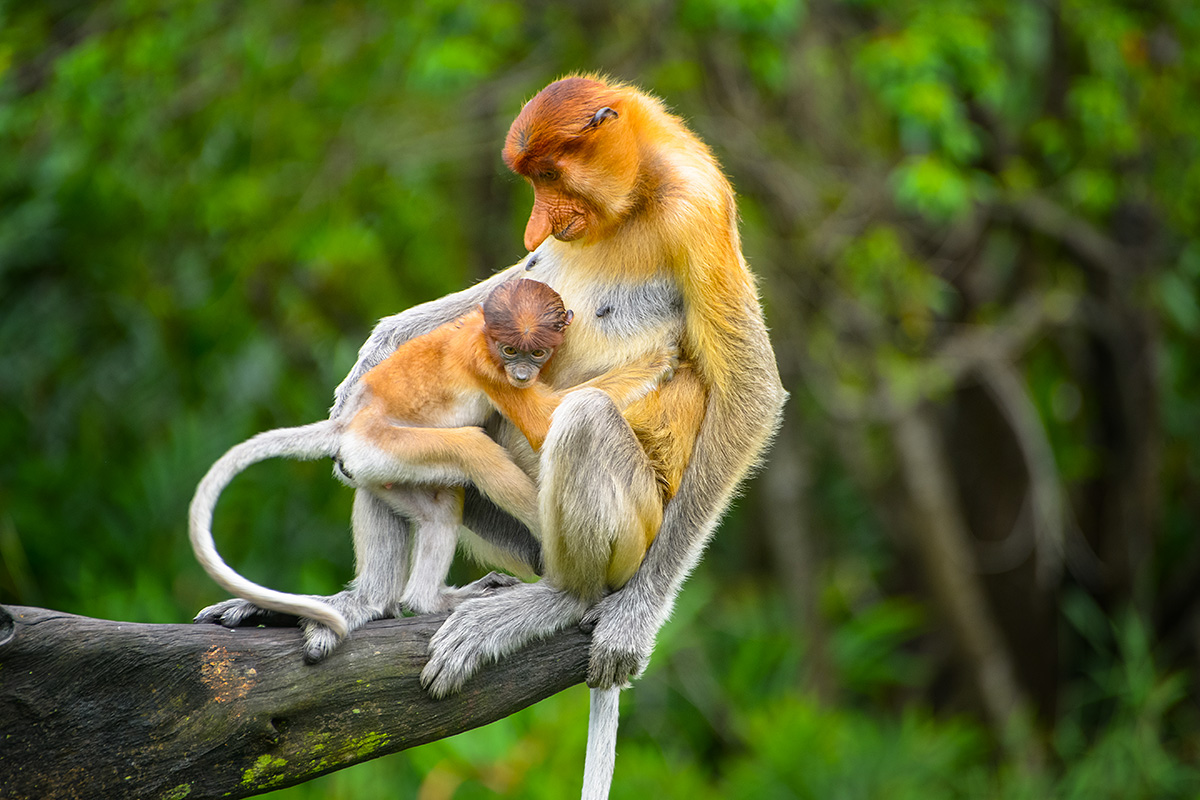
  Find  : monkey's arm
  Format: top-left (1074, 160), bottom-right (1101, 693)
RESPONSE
top-left (571, 346), bottom-right (681, 411)
top-left (493, 348), bottom-right (680, 452)
top-left (486, 389), bottom-right (559, 453)
top-left (581, 312), bottom-right (787, 688)
top-left (332, 263), bottom-right (526, 415)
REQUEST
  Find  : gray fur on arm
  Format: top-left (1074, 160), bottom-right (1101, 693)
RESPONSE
top-left (582, 311), bottom-right (787, 687)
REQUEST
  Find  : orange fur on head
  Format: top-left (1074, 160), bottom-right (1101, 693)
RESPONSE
top-left (502, 77), bottom-right (620, 174)
top-left (503, 76), bottom-right (643, 251)
top-left (482, 279), bottom-right (572, 352)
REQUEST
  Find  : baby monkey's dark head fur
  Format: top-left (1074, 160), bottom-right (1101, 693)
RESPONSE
top-left (482, 279), bottom-right (574, 386)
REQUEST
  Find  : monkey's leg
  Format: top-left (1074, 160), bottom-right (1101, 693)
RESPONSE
top-left (297, 488), bottom-right (412, 662)
top-left (386, 484), bottom-right (524, 613)
top-left (380, 485), bottom-right (464, 615)
top-left (459, 486), bottom-right (542, 576)
top-left (422, 389), bottom-right (662, 697)
top-left (352, 425), bottom-right (543, 535)
top-left (539, 389), bottom-right (662, 603)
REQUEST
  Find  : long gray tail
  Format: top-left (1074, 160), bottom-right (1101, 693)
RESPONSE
top-left (189, 420), bottom-right (349, 637)
top-left (581, 686), bottom-right (621, 800)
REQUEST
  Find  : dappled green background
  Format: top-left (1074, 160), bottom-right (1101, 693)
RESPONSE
top-left (3, 0), bottom-right (1200, 796)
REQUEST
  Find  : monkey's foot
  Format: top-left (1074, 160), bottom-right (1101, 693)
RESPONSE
top-left (403, 571), bottom-right (524, 616)
top-left (194, 592), bottom-right (397, 664)
top-left (450, 571), bottom-right (524, 600)
top-left (420, 581), bottom-right (588, 698)
top-left (194, 598), bottom-right (298, 629)
top-left (299, 589), bottom-right (399, 663)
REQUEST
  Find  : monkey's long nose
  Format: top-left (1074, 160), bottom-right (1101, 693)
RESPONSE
top-left (525, 200), bottom-right (553, 251)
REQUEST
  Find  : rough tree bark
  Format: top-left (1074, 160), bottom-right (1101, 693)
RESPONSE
top-left (0, 604), bottom-right (590, 800)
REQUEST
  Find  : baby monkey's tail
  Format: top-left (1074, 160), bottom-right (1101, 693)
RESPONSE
top-left (189, 420), bottom-right (349, 637)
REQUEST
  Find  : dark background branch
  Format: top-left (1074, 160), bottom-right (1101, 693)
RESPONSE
top-left (0, 605), bottom-right (589, 800)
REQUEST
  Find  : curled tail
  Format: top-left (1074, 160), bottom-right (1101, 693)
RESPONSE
top-left (582, 686), bottom-right (621, 800)
top-left (189, 420), bottom-right (349, 637)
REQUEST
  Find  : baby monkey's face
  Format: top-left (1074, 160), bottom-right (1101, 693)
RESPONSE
top-left (496, 343), bottom-right (554, 387)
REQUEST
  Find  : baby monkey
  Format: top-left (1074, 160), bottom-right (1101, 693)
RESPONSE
top-left (191, 279), bottom-right (675, 661)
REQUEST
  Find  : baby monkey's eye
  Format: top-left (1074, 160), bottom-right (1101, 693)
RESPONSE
top-left (501, 345), bottom-right (519, 357)
top-left (531, 349), bottom-right (547, 359)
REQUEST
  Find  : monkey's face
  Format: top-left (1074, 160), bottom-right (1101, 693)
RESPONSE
top-left (496, 345), bottom-right (554, 387)
top-left (503, 78), bottom-right (640, 251)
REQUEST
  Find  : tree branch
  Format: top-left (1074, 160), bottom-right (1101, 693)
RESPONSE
top-left (0, 604), bottom-right (590, 800)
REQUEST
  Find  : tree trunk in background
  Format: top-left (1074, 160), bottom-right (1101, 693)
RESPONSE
top-left (1080, 296), bottom-right (1160, 613)
top-left (948, 382), bottom-right (1059, 720)
top-left (891, 405), bottom-right (1034, 753)
top-left (759, 411), bottom-right (835, 703)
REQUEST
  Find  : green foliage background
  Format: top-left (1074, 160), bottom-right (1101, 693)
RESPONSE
top-left (3, 0), bottom-right (1200, 797)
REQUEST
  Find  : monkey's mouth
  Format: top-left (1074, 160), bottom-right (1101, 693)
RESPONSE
top-left (554, 216), bottom-right (586, 242)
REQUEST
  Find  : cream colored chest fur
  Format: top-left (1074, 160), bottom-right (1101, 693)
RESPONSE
top-left (524, 241), bottom-right (683, 389)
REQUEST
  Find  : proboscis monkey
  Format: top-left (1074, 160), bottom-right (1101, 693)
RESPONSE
top-left (203, 75), bottom-right (786, 798)
top-left (192, 279), bottom-right (678, 662)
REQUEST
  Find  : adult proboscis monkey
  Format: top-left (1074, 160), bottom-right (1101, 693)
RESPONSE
top-left (201, 76), bottom-right (786, 799)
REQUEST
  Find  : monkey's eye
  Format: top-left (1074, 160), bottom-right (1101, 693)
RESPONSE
top-left (501, 345), bottom-right (519, 357)
top-left (537, 168), bottom-right (559, 182)
top-left (530, 349), bottom-right (547, 359)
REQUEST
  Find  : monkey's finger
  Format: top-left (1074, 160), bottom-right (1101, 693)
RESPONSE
top-left (470, 571), bottom-right (523, 591)
top-left (194, 599), bottom-right (298, 629)
top-left (585, 646), bottom-right (640, 690)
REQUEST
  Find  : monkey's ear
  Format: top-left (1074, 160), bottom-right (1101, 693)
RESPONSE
top-left (582, 107), bottom-right (618, 131)
top-left (563, 309), bottom-right (575, 327)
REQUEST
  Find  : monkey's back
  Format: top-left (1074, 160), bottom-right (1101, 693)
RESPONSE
top-left (357, 311), bottom-right (492, 429)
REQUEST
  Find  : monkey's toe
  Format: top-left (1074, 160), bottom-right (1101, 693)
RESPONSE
top-left (420, 655), bottom-right (475, 699)
top-left (421, 615), bottom-right (486, 698)
top-left (472, 571), bottom-right (522, 591)
top-left (300, 621), bottom-right (345, 663)
top-left (303, 643), bottom-right (332, 664)
top-left (194, 598), bottom-right (291, 628)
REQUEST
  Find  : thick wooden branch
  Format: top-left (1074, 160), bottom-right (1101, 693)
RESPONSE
top-left (0, 604), bottom-right (590, 800)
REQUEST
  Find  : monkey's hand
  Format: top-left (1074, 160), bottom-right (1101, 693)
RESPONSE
top-left (574, 345), bottom-right (681, 413)
top-left (579, 590), bottom-right (658, 689)
top-left (654, 344), bottom-right (682, 386)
